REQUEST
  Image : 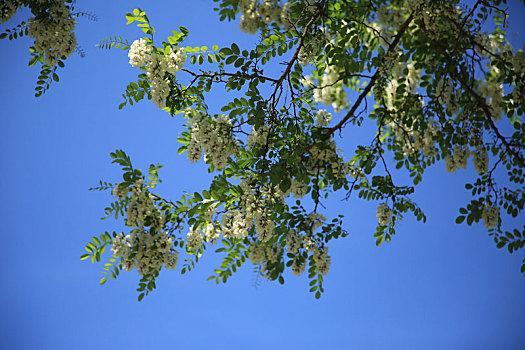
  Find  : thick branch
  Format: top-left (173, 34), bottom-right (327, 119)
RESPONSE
top-left (322, 14), bottom-right (414, 141)
top-left (423, 32), bottom-right (525, 168)
top-left (272, 0), bottom-right (328, 95)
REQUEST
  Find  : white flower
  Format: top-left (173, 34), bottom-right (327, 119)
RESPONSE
top-left (165, 46), bottom-right (186, 74)
top-left (307, 212), bottom-right (326, 231)
top-left (28, 2), bottom-right (77, 67)
top-left (482, 205), bottom-right (500, 229)
top-left (128, 38), bottom-right (151, 67)
top-left (186, 227), bottom-right (203, 251)
top-left (290, 179), bottom-right (308, 199)
top-left (473, 147), bottom-right (489, 175)
top-left (312, 246), bottom-right (331, 276)
top-left (315, 109), bottom-right (332, 126)
top-left (165, 251), bottom-right (179, 270)
top-left (376, 203), bottom-right (392, 225)
top-left (512, 51), bottom-right (525, 75)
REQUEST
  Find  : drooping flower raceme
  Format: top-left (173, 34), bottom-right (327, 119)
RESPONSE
top-left (127, 39), bottom-right (186, 108)
top-left (482, 205), bottom-right (500, 229)
top-left (110, 181), bottom-right (179, 275)
top-left (376, 203), bottom-right (392, 225)
top-left (186, 110), bottom-right (235, 171)
top-left (28, 1), bottom-right (77, 67)
top-left (165, 46), bottom-right (186, 75)
top-left (1, 0), bottom-right (20, 23)
top-left (128, 38), bottom-right (151, 67)
top-left (238, 0), bottom-right (290, 34)
top-left (315, 109), bottom-right (332, 127)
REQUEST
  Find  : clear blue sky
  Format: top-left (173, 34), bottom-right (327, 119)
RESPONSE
top-left (1, 1), bottom-right (524, 349)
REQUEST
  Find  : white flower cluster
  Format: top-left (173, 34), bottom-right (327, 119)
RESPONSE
top-left (128, 38), bottom-right (152, 67)
top-left (481, 205), bottom-right (500, 229)
top-left (1, 0), bottom-right (20, 23)
top-left (287, 229), bottom-right (302, 255)
top-left (312, 245), bottom-right (331, 276)
top-left (28, 1), bottom-right (77, 67)
top-left (434, 77), bottom-right (459, 115)
top-left (239, 179), bottom-right (281, 242)
top-left (389, 118), bottom-right (439, 157)
top-left (376, 203), bottom-right (392, 226)
top-left (146, 54), bottom-right (171, 109)
top-left (512, 81), bottom-right (525, 105)
top-left (246, 211), bottom-right (331, 278)
top-left (110, 181), bottom-right (179, 274)
top-left (247, 125), bottom-right (270, 150)
top-left (414, 2), bottom-right (462, 41)
top-left (186, 227), bottom-right (204, 251)
top-left (445, 146), bottom-right (469, 174)
top-left (373, 50), bottom-right (399, 99)
top-left (291, 258), bottom-right (307, 276)
top-left (165, 46), bottom-right (186, 74)
top-left (315, 109), bottom-right (332, 126)
top-left (286, 230), bottom-right (307, 276)
top-left (384, 63), bottom-right (421, 112)
top-left (111, 229), bottom-right (178, 275)
top-left (307, 212), bottom-right (326, 232)
top-left (186, 111), bottom-right (234, 171)
top-left (111, 183), bottom-right (129, 200)
top-left (192, 179), bottom-right (279, 244)
top-left (221, 210), bottom-right (251, 240)
top-left (473, 147), bottom-right (489, 175)
top-left (128, 39), bottom-right (186, 109)
top-left (289, 179), bottom-right (309, 199)
top-left (479, 80), bottom-right (503, 121)
top-left (248, 242), bottom-right (282, 277)
top-left (307, 141), bottom-right (349, 179)
top-left (513, 51), bottom-right (525, 76)
top-left (298, 31), bottom-right (326, 66)
top-left (125, 181), bottom-right (164, 229)
top-left (307, 65), bottom-right (348, 113)
top-left (238, 0), bottom-right (290, 34)
top-left (380, 61), bottom-right (443, 160)
top-left (201, 222), bottom-right (220, 242)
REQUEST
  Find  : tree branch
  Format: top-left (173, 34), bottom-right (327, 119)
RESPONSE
top-left (422, 31), bottom-right (525, 168)
top-left (323, 14), bottom-right (414, 141)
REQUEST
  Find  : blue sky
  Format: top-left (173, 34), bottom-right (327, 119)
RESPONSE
top-left (1, 1), bottom-right (524, 349)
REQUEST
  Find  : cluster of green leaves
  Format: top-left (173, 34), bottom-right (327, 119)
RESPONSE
top-left (0, 19), bottom-right (28, 40)
top-left (0, 0), bottom-right (95, 96)
top-left (97, 9), bottom-right (224, 114)
top-left (80, 232), bottom-right (121, 286)
top-left (84, 0), bottom-right (525, 300)
top-left (209, 239), bottom-right (248, 283)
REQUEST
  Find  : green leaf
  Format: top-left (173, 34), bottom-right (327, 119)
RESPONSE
top-left (80, 253), bottom-right (90, 260)
top-left (100, 277), bottom-right (107, 285)
top-left (28, 55), bottom-right (38, 67)
top-left (455, 216), bottom-right (465, 224)
top-left (231, 43), bottom-right (240, 55)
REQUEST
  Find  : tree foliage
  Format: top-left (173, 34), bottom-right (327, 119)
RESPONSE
top-left (0, 0), bottom-right (95, 96)
top-left (3, 0), bottom-right (524, 300)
